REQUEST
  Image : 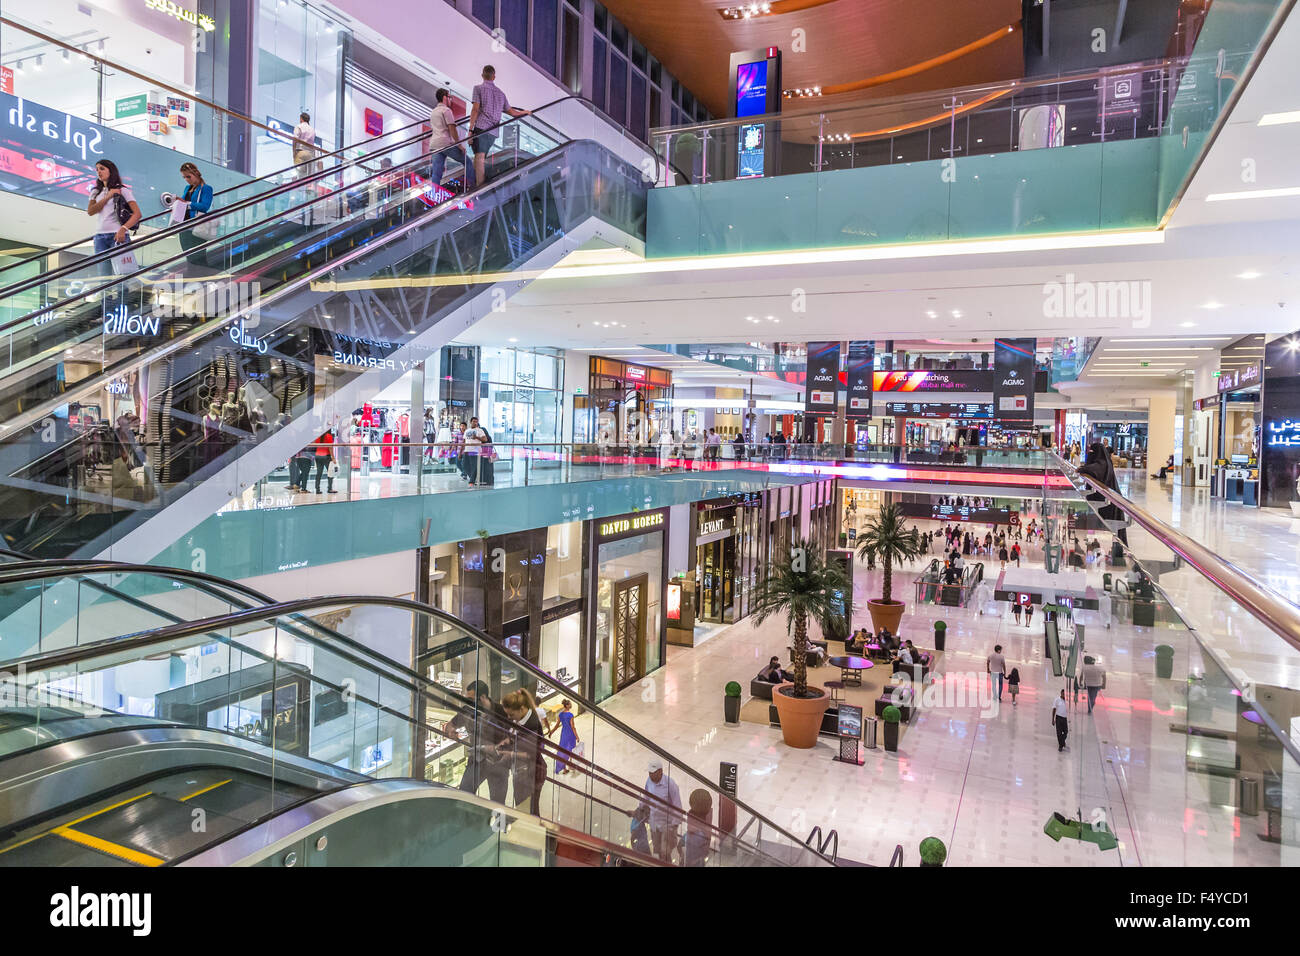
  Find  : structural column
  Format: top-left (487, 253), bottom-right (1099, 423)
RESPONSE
top-left (1145, 392), bottom-right (1177, 479)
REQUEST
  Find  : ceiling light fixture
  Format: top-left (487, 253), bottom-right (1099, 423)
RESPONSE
top-left (1236, 270), bottom-right (1261, 279)
top-left (1206, 186), bottom-right (1300, 202)
top-left (1201, 301), bottom-right (1223, 309)
top-left (1258, 110), bottom-right (1300, 126)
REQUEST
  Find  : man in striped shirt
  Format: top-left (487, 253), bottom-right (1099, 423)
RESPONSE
top-left (469, 64), bottom-right (531, 189)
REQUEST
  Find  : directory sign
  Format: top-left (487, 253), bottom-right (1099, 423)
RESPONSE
top-left (994, 338), bottom-right (1036, 426)
top-left (805, 342), bottom-right (841, 414)
top-left (837, 703), bottom-right (863, 739)
top-left (846, 341), bottom-right (874, 419)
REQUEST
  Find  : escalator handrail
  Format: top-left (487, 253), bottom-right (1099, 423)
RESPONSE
top-left (0, 572), bottom-right (797, 863)
top-left (0, 115), bottom-right (438, 288)
top-left (8, 589), bottom-right (834, 864)
top-left (1059, 454), bottom-right (1300, 652)
top-left (0, 92), bottom-right (589, 312)
top-left (0, 134), bottom-right (628, 441)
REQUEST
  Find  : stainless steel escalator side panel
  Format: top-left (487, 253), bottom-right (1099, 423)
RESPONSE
top-left (0, 726), bottom-right (366, 830)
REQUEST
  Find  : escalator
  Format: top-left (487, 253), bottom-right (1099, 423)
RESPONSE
top-left (0, 96), bottom-right (650, 560)
top-left (0, 563), bottom-right (833, 867)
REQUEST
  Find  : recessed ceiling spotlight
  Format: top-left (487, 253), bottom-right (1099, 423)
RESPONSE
top-left (1179, 321), bottom-right (1197, 328)
top-left (1236, 270), bottom-right (1261, 279)
top-left (1202, 301), bottom-right (1223, 309)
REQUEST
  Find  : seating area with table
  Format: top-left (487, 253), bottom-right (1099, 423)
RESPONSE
top-left (737, 626), bottom-right (941, 745)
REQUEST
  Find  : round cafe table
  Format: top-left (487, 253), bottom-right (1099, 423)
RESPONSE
top-left (828, 655), bottom-right (873, 687)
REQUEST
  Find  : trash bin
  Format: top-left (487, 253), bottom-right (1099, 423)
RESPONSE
top-left (863, 715), bottom-right (879, 750)
top-left (1240, 775), bottom-right (1261, 816)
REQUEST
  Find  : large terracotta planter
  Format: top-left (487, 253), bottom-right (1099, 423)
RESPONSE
top-left (868, 599), bottom-right (905, 635)
top-left (771, 683), bottom-right (830, 749)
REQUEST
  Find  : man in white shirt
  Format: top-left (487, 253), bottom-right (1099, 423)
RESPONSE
top-left (429, 88), bottom-right (472, 193)
top-left (987, 644), bottom-right (1007, 702)
top-left (638, 759), bottom-right (684, 863)
top-left (293, 111), bottom-right (319, 178)
top-left (1051, 690), bottom-right (1070, 751)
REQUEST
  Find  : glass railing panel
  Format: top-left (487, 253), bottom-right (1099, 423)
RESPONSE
top-left (1059, 456), bottom-right (1300, 865)
top-left (0, 568), bottom-right (244, 661)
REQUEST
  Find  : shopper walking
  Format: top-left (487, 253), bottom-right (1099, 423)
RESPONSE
top-left (987, 644), bottom-right (1007, 702)
top-left (289, 441), bottom-right (314, 493)
top-left (1011, 600), bottom-right (1022, 625)
top-left (292, 112), bottom-right (319, 176)
top-left (468, 65), bottom-right (531, 190)
top-left (312, 427), bottom-right (336, 494)
top-left (500, 688), bottom-right (548, 816)
top-left (1051, 689), bottom-right (1070, 751)
top-left (1007, 666), bottom-right (1021, 706)
top-left (1081, 655), bottom-right (1106, 715)
top-left (550, 699), bottom-right (580, 774)
top-left (1024, 602), bottom-right (1034, 628)
top-left (445, 681), bottom-right (511, 803)
top-left (429, 87), bottom-right (472, 194)
top-left (637, 759), bottom-right (684, 864)
top-left (176, 161), bottom-right (214, 257)
top-left (87, 159), bottom-right (141, 274)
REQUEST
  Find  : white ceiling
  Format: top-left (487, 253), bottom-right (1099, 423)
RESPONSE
top-left (458, 8), bottom-right (1300, 400)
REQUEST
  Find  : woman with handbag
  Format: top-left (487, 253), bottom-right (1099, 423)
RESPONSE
top-left (86, 159), bottom-right (141, 277)
top-left (177, 162), bottom-right (215, 258)
top-left (312, 427), bottom-right (336, 494)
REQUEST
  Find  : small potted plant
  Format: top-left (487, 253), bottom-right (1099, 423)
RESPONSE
top-left (919, 836), bottom-right (947, 867)
top-left (724, 681), bottom-right (742, 724)
top-left (1155, 644), bottom-right (1175, 679)
top-left (933, 620), bottom-right (946, 652)
top-left (881, 704), bottom-right (901, 752)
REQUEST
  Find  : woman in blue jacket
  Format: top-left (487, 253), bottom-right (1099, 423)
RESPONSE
top-left (177, 162), bottom-right (214, 256)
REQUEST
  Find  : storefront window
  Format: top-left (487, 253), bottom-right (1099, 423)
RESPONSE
top-left (478, 346), bottom-right (565, 448)
top-left (592, 521), bottom-right (664, 703)
top-left (253, 0), bottom-right (346, 175)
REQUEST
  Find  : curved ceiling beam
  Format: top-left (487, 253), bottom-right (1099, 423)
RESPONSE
top-left (846, 87), bottom-right (1016, 140)
top-left (819, 23), bottom-right (1021, 97)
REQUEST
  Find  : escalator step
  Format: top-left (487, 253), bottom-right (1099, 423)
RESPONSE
top-left (0, 833), bottom-right (131, 867)
top-left (181, 778), bottom-right (310, 823)
top-left (73, 794), bottom-right (246, 863)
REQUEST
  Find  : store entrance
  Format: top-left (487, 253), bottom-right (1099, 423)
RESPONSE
top-left (697, 537), bottom-right (735, 623)
top-left (612, 575), bottom-right (647, 691)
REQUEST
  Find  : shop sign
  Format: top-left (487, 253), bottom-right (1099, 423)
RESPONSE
top-left (1238, 362), bottom-right (1262, 389)
top-left (103, 304), bottom-right (160, 337)
top-left (1265, 419), bottom-right (1300, 448)
top-left (115, 95), bottom-right (147, 119)
top-left (598, 510), bottom-right (665, 538)
top-left (625, 365), bottom-right (646, 381)
top-left (105, 379), bottom-right (130, 395)
top-left (698, 516), bottom-right (731, 536)
top-left (364, 108), bottom-right (383, 137)
top-left (541, 598), bottom-right (584, 625)
top-left (228, 318), bottom-right (269, 353)
top-left (0, 67), bottom-right (12, 95)
top-left (5, 97), bottom-right (104, 162)
top-left (1217, 368), bottom-right (1241, 393)
top-left (143, 0), bottom-right (216, 32)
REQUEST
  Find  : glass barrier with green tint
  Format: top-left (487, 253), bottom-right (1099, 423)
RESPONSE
top-left (1, 590), bottom-right (833, 867)
top-left (1059, 455), bottom-right (1300, 866)
top-left (646, 39), bottom-right (1270, 257)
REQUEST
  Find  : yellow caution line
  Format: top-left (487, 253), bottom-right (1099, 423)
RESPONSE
top-left (0, 791), bottom-right (153, 856)
top-left (57, 791), bottom-right (154, 829)
top-left (179, 779), bottom-right (231, 801)
top-left (54, 828), bottom-right (164, 867)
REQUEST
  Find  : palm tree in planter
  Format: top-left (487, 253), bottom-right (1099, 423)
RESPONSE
top-left (856, 502), bottom-right (924, 636)
top-left (750, 536), bottom-right (849, 749)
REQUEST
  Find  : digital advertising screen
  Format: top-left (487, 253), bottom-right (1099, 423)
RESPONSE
top-left (735, 60), bottom-right (769, 118)
top-left (804, 342), bottom-right (841, 414)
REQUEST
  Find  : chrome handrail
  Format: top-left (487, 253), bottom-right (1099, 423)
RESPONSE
top-left (1057, 453), bottom-right (1300, 652)
top-left (9, 591), bottom-right (836, 865)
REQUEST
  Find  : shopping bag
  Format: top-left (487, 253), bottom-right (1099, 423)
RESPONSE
top-left (192, 216), bottom-right (218, 241)
top-left (327, 460), bottom-right (340, 478)
top-left (110, 247), bottom-right (139, 276)
top-left (572, 741), bottom-right (585, 758)
top-left (169, 198), bottom-right (190, 224)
